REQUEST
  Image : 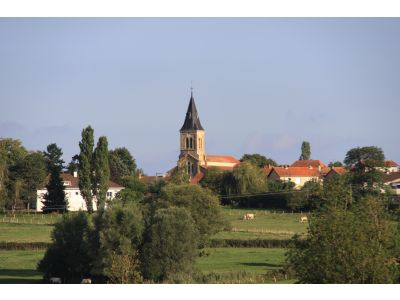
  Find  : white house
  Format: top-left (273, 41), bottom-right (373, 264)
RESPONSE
top-left (383, 172), bottom-right (400, 195)
top-left (36, 171), bottom-right (124, 212)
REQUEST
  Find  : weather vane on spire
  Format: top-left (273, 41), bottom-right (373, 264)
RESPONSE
top-left (190, 80), bottom-right (193, 96)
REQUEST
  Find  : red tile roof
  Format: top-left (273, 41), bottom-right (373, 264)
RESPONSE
top-left (271, 167), bottom-right (321, 178)
top-left (383, 172), bottom-right (400, 183)
top-left (327, 167), bottom-right (348, 176)
top-left (291, 160), bottom-right (327, 169)
top-left (190, 172), bottom-right (205, 184)
top-left (206, 155), bottom-right (240, 164)
top-left (41, 173), bottom-right (123, 189)
top-left (320, 167), bottom-right (331, 175)
top-left (262, 166), bottom-right (274, 176)
top-left (385, 160), bottom-right (399, 167)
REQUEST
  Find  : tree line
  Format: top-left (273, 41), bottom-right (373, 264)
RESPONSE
top-left (0, 126), bottom-right (138, 212)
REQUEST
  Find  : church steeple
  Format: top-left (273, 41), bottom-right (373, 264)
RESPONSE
top-left (178, 90), bottom-right (206, 176)
top-left (180, 91), bottom-right (204, 131)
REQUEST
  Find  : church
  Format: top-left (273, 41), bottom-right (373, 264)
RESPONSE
top-left (173, 91), bottom-right (240, 183)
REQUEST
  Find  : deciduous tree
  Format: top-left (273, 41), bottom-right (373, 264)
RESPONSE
top-left (299, 141), bottom-right (311, 160)
top-left (78, 126), bottom-right (95, 213)
top-left (344, 146), bottom-right (385, 189)
top-left (141, 207), bottom-right (198, 282)
top-left (286, 179), bottom-right (398, 283)
top-left (240, 154), bottom-right (277, 168)
top-left (93, 136), bottom-right (110, 210)
top-left (108, 147), bottom-right (137, 184)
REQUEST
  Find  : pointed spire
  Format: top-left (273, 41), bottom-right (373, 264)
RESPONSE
top-left (180, 90), bottom-right (204, 131)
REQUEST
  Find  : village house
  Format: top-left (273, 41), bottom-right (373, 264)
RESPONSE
top-left (267, 165), bottom-right (322, 189)
top-left (324, 166), bottom-right (348, 180)
top-left (36, 171), bottom-right (124, 212)
top-left (379, 160), bottom-right (399, 173)
top-left (383, 171), bottom-right (400, 195)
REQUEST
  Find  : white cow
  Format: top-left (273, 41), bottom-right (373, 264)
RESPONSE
top-left (49, 277), bottom-right (61, 284)
top-left (81, 278), bottom-right (92, 284)
top-left (243, 213), bottom-right (255, 220)
top-left (300, 216), bottom-right (308, 223)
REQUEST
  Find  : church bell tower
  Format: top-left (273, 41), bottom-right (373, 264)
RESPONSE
top-left (178, 90), bottom-right (206, 176)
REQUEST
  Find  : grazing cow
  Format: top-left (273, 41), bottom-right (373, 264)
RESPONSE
top-left (81, 278), bottom-right (92, 284)
top-left (49, 277), bottom-right (61, 284)
top-left (300, 216), bottom-right (308, 223)
top-left (243, 213), bottom-right (255, 220)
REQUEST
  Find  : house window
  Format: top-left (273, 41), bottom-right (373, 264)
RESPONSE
top-left (75, 192), bottom-right (79, 195)
top-left (189, 137), bottom-right (193, 149)
top-left (186, 137), bottom-right (189, 149)
top-left (107, 191), bottom-right (113, 198)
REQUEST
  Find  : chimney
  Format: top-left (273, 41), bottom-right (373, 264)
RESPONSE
top-left (308, 165), bottom-right (313, 169)
top-left (73, 171), bottom-right (78, 178)
top-left (318, 165), bottom-right (321, 172)
top-left (284, 165), bottom-right (289, 170)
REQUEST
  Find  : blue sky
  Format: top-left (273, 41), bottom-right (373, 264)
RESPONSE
top-left (0, 18), bottom-right (399, 174)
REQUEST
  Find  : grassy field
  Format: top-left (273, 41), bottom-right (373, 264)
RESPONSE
top-left (213, 207), bottom-right (309, 240)
top-left (0, 208), bottom-right (301, 283)
top-left (0, 250), bottom-right (45, 283)
top-left (0, 223), bottom-right (53, 243)
top-left (0, 248), bottom-right (288, 284)
top-left (197, 247), bottom-right (287, 274)
top-left (0, 208), bottom-right (310, 243)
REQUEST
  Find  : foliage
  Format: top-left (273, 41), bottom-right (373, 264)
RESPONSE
top-left (78, 126), bottom-right (95, 213)
top-left (200, 167), bottom-right (224, 194)
top-left (113, 175), bottom-right (147, 205)
top-left (328, 161), bottom-right (343, 167)
top-left (67, 154), bottom-right (79, 174)
top-left (286, 185), bottom-right (398, 283)
top-left (169, 166), bottom-right (190, 184)
top-left (286, 180), bottom-right (323, 211)
top-left (10, 152), bottom-right (47, 208)
top-left (147, 179), bottom-right (167, 195)
top-left (228, 161), bottom-right (268, 195)
top-left (0, 138), bottom-right (28, 209)
top-left (91, 203), bottom-right (144, 281)
top-left (299, 141), bottom-right (311, 160)
top-left (108, 147), bottom-right (137, 184)
top-left (42, 144), bottom-right (66, 213)
top-left (159, 184), bottom-right (226, 246)
top-left (267, 180), bottom-right (295, 192)
top-left (240, 153), bottom-right (277, 168)
top-left (344, 146), bottom-right (385, 189)
top-left (141, 207), bottom-right (199, 282)
top-left (37, 212), bottom-right (93, 282)
top-left (93, 136), bottom-right (110, 210)
top-left (106, 251), bottom-right (142, 284)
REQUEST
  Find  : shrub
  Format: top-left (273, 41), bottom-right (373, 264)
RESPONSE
top-left (141, 207), bottom-right (199, 282)
top-left (37, 212), bottom-right (93, 282)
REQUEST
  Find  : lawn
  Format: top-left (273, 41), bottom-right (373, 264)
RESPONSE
top-left (0, 250), bottom-right (45, 283)
top-left (196, 247), bottom-right (287, 274)
top-left (214, 207), bottom-right (309, 240)
top-left (0, 223), bottom-right (53, 243)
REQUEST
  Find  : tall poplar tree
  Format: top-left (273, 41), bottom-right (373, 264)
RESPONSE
top-left (43, 143), bottom-right (66, 213)
top-left (299, 141), bottom-right (311, 160)
top-left (93, 136), bottom-right (110, 210)
top-left (78, 126), bottom-right (95, 213)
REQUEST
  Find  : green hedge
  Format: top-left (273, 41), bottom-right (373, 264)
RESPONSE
top-left (209, 238), bottom-right (292, 248)
top-left (0, 241), bottom-right (51, 250)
